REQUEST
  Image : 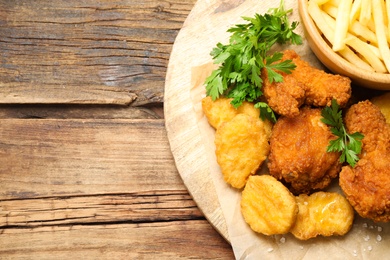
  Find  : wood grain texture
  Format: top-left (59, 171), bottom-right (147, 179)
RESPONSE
top-left (0, 118), bottom-right (181, 200)
top-left (0, 191), bottom-right (202, 227)
top-left (0, 105), bottom-right (162, 119)
top-left (0, 0), bottom-right (196, 106)
top-left (0, 118), bottom-right (233, 258)
top-left (0, 221), bottom-right (233, 259)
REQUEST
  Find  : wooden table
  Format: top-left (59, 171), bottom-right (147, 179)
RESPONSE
top-left (0, 0), bottom-right (234, 258)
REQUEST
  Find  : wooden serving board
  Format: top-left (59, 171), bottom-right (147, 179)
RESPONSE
top-left (165, 1), bottom-right (390, 258)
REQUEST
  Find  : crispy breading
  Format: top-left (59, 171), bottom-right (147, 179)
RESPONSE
top-left (343, 100), bottom-right (389, 153)
top-left (262, 50), bottom-right (351, 117)
top-left (267, 106), bottom-right (342, 194)
top-left (371, 92), bottom-right (390, 125)
top-left (215, 114), bottom-right (270, 189)
top-left (202, 96), bottom-right (273, 133)
top-left (290, 192), bottom-right (354, 240)
top-left (262, 73), bottom-right (306, 118)
top-left (339, 100), bottom-right (390, 222)
top-left (241, 175), bottom-right (298, 235)
top-left (202, 96), bottom-right (242, 129)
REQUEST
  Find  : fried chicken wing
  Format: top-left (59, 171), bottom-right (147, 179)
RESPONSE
top-left (339, 100), bottom-right (390, 222)
top-left (262, 50), bottom-right (351, 117)
top-left (267, 106), bottom-right (342, 194)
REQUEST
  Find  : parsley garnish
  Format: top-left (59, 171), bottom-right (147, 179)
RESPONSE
top-left (321, 99), bottom-right (364, 167)
top-left (204, 0), bottom-right (302, 122)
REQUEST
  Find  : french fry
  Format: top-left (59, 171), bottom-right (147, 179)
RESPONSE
top-left (339, 47), bottom-right (375, 71)
top-left (387, 0), bottom-right (390, 37)
top-left (359, 0), bottom-right (372, 25)
top-left (323, 11), bottom-right (384, 65)
top-left (314, 0), bottom-right (331, 5)
top-left (308, 0), bottom-right (335, 44)
top-left (372, 0), bottom-right (390, 72)
top-left (367, 44), bottom-right (382, 59)
top-left (321, 4), bottom-right (338, 18)
top-left (328, 0), bottom-right (341, 7)
top-left (310, 0), bottom-right (390, 73)
top-left (332, 0), bottom-right (353, 51)
top-left (323, 3), bottom-right (378, 45)
top-left (381, 0), bottom-right (388, 26)
top-left (344, 36), bottom-right (387, 73)
top-left (349, 0), bottom-right (362, 24)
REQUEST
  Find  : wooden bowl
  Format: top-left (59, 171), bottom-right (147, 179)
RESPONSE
top-left (298, 0), bottom-right (390, 90)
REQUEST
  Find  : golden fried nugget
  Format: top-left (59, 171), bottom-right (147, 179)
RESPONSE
top-left (290, 192), bottom-right (354, 240)
top-left (201, 96), bottom-right (273, 134)
top-left (241, 175), bottom-right (298, 235)
top-left (215, 114), bottom-right (270, 189)
top-left (371, 92), bottom-right (390, 124)
top-left (202, 96), bottom-right (240, 129)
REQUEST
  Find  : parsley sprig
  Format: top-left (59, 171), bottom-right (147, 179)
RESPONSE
top-left (205, 0), bottom-right (302, 122)
top-left (321, 99), bottom-right (364, 167)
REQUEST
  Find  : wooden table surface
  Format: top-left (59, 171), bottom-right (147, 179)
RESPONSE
top-left (0, 0), bottom-right (234, 258)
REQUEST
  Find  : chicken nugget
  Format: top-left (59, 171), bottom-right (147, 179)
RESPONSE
top-left (202, 96), bottom-right (240, 129)
top-left (202, 96), bottom-right (262, 128)
top-left (215, 114), bottom-right (270, 189)
top-left (241, 175), bottom-right (298, 236)
top-left (267, 106), bottom-right (342, 194)
top-left (371, 92), bottom-right (390, 124)
top-left (290, 192), bottom-right (354, 240)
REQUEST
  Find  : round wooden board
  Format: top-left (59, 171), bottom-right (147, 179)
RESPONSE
top-left (165, 1), bottom-right (389, 257)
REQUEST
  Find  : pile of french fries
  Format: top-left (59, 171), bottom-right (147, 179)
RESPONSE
top-left (308, 0), bottom-right (390, 73)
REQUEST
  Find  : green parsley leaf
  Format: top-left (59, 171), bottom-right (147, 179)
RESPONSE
top-left (321, 99), bottom-right (364, 167)
top-left (204, 0), bottom-right (302, 122)
top-left (254, 102), bottom-right (277, 122)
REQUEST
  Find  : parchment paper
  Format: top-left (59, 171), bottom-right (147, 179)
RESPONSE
top-left (189, 1), bottom-right (389, 258)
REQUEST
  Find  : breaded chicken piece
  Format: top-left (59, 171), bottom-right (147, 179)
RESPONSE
top-left (343, 100), bottom-right (389, 153)
top-left (261, 72), bottom-right (306, 118)
top-left (215, 114), bottom-right (270, 189)
top-left (290, 192), bottom-right (354, 240)
top-left (262, 50), bottom-right (351, 117)
top-left (339, 100), bottom-right (390, 222)
top-left (202, 96), bottom-right (273, 132)
top-left (202, 96), bottom-right (241, 129)
top-left (267, 106), bottom-right (342, 194)
top-left (241, 175), bottom-right (298, 235)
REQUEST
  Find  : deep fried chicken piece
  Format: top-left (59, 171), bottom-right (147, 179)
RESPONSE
top-left (262, 50), bottom-right (351, 117)
top-left (267, 106), bottom-right (342, 194)
top-left (339, 100), bottom-right (390, 222)
top-left (215, 114), bottom-right (271, 189)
